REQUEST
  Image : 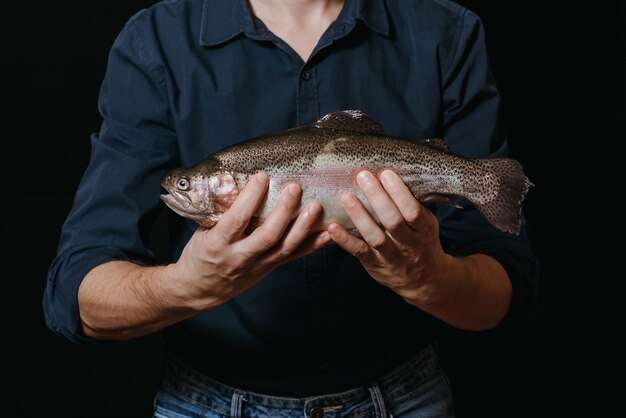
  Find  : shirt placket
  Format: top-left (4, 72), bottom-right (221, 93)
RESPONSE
top-left (297, 66), bottom-right (320, 125)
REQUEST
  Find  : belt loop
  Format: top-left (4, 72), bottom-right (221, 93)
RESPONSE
top-left (230, 389), bottom-right (245, 418)
top-left (368, 383), bottom-right (390, 418)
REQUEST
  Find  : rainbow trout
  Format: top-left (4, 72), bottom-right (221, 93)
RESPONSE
top-left (161, 111), bottom-right (532, 235)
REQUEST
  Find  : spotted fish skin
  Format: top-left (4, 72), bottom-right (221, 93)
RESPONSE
top-left (161, 110), bottom-right (532, 234)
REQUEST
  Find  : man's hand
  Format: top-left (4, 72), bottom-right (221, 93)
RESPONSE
top-left (327, 170), bottom-right (447, 302)
top-left (327, 170), bottom-right (512, 330)
top-left (79, 173), bottom-right (329, 341)
top-left (164, 173), bottom-right (330, 312)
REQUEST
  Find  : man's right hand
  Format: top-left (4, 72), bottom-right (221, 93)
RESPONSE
top-left (78, 173), bottom-right (328, 340)
top-left (161, 173), bottom-right (329, 312)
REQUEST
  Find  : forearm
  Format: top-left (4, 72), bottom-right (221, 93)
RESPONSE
top-left (406, 254), bottom-right (512, 331)
top-left (78, 260), bottom-right (196, 341)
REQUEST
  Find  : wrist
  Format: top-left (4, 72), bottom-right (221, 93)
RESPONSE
top-left (401, 253), bottom-right (460, 309)
top-left (157, 263), bottom-right (206, 313)
top-left (160, 263), bottom-right (231, 313)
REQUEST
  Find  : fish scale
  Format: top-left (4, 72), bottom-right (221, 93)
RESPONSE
top-left (161, 110), bottom-right (532, 235)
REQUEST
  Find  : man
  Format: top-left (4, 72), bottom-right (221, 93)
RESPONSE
top-left (44, 0), bottom-right (542, 416)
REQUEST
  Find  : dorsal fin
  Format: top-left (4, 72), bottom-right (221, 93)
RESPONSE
top-left (424, 138), bottom-right (450, 152)
top-left (313, 110), bottom-right (385, 134)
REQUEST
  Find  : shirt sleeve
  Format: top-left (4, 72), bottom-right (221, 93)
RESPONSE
top-left (43, 19), bottom-right (179, 343)
top-left (436, 10), bottom-right (543, 324)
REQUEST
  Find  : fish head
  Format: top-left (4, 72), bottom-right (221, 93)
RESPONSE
top-left (160, 165), bottom-right (240, 228)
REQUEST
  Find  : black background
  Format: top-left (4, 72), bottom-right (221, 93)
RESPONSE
top-left (1, 1), bottom-right (614, 416)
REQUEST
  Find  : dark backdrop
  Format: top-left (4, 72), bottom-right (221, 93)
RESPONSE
top-left (1, 1), bottom-right (605, 416)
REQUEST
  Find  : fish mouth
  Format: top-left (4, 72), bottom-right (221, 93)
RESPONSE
top-left (160, 193), bottom-right (207, 221)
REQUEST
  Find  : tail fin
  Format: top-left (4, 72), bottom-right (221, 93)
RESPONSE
top-left (474, 158), bottom-right (533, 235)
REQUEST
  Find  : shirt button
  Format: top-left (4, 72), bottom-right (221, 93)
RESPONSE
top-left (301, 71), bottom-right (311, 81)
top-left (310, 406), bottom-right (324, 418)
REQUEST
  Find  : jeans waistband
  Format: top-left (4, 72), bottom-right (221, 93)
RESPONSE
top-left (160, 343), bottom-right (440, 417)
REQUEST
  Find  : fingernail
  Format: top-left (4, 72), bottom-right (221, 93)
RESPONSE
top-left (381, 170), bottom-right (394, 183)
top-left (319, 231), bottom-right (331, 243)
top-left (307, 203), bottom-right (322, 216)
top-left (255, 173), bottom-right (268, 184)
top-left (341, 194), bottom-right (356, 208)
top-left (357, 171), bottom-right (373, 185)
top-left (287, 183), bottom-right (300, 196)
top-left (327, 224), bottom-right (341, 237)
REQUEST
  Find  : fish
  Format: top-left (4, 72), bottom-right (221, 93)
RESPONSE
top-left (161, 110), bottom-right (533, 235)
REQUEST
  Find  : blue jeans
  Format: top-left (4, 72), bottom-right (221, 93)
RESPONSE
top-left (153, 344), bottom-right (454, 418)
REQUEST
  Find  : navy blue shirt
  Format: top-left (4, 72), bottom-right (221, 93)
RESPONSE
top-left (44, 0), bottom-right (542, 396)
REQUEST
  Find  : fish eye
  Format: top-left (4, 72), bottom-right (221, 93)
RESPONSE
top-left (177, 177), bottom-right (191, 191)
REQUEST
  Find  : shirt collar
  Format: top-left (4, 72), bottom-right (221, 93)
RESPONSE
top-left (199, 0), bottom-right (390, 47)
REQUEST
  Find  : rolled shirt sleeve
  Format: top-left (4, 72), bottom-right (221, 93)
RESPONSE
top-left (43, 19), bottom-right (179, 343)
top-left (436, 10), bottom-right (543, 323)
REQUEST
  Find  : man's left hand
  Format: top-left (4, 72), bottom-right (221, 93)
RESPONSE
top-left (327, 170), bottom-right (451, 303)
